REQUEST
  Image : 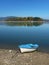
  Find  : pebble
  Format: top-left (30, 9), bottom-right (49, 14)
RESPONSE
top-left (9, 50), bottom-right (12, 53)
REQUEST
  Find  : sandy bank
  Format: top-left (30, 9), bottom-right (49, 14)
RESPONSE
top-left (0, 49), bottom-right (49, 65)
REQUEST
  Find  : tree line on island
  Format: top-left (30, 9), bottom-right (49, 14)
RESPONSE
top-left (5, 16), bottom-right (43, 26)
top-left (5, 16), bottom-right (43, 21)
top-left (0, 16), bottom-right (44, 26)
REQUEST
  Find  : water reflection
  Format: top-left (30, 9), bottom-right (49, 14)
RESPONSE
top-left (6, 21), bottom-right (43, 26)
top-left (0, 21), bottom-right (49, 53)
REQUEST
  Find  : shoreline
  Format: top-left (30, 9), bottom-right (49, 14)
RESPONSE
top-left (0, 49), bottom-right (49, 65)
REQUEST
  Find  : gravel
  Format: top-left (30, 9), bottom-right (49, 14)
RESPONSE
top-left (0, 49), bottom-right (49, 65)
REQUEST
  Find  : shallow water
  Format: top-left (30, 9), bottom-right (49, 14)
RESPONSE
top-left (0, 22), bottom-right (49, 53)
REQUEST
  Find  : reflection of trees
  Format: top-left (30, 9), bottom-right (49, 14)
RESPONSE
top-left (6, 21), bottom-right (43, 26)
top-left (33, 22), bottom-right (43, 26)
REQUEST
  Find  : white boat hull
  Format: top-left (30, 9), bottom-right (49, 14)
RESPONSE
top-left (20, 48), bottom-right (37, 53)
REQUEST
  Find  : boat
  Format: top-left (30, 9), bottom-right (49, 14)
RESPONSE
top-left (19, 43), bottom-right (39, 53)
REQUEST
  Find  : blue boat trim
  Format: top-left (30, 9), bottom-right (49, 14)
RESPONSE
top-left (19, 43), bottom-right (39, 49)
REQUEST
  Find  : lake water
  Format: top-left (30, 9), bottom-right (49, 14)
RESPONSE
top-left (0, 22), bottom-right (49, 53)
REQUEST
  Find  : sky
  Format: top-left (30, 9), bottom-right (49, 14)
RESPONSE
top-left (0, 0), bottom-right (49, 19)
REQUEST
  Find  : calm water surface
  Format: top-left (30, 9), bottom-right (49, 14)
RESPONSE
top-left (0, 22), bottom-right (49, 53)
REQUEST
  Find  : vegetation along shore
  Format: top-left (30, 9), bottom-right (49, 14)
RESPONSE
top-left (0, 16), bottom-right (43, 21)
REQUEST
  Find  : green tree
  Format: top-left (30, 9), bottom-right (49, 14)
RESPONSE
top-left (33, 17), bottom-right (43, 21)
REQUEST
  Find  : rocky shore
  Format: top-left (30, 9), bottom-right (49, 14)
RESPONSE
top-left (0, 49), bottom-right (49, 65)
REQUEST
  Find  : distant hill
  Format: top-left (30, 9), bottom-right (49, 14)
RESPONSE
top-left (44, 19), bottom-right (49, 21)
top-left (0, 16), bottom-right (17, 21)
top-left (0, 17), bottom-right (6, 21)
